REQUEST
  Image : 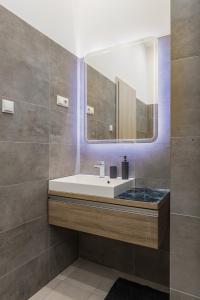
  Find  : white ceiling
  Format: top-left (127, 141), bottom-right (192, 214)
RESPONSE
top-left (0, 0), bottom-right (170, 57)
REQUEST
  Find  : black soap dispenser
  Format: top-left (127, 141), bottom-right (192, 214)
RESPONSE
top-left (121, 156), bottom-right (129, 179)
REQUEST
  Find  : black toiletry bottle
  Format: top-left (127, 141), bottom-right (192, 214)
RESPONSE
top-left (110, 166), bottom-right (117, 178)
top-left (121, 156), bottom-right (129, 179)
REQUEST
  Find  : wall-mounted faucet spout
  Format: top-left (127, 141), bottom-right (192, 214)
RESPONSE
top-left (94, 161), bottom-right (105, 178)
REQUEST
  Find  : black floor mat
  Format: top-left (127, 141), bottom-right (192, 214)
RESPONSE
top-left (105, 278), bottom-right (169, 300)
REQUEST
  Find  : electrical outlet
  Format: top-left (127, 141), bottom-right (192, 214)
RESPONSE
top-left (87, 105), bottom-right (94, 115)
top-left (57, 95), bottom-right (69, 108)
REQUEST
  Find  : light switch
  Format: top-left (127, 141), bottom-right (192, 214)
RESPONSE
top-left (2, 99), bottom-right (14, 114)
top-left (57, 95), bottom-right (69, 108)
top-left (87, 105), bottom-right (94, 115)
top-left (109, 124), bottom-right (113, 132)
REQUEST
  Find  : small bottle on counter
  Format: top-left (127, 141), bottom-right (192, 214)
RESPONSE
top-left (121, 156), bottom-right (129, 179)
top-left (110, 166), bottom-right (118, 178)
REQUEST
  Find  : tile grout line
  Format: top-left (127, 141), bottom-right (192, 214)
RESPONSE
top-left (0, 140), bottom-right (49, 145)
top-left (0, 215), bottom-right (46, 236)
top-left (171, 288), bottom-right (200, 299)
top-left (172, 54), bottom-right (200, 62)
top-left (0, 140), bottom-right (76, 146)
top-left (0, 237), bottom-right (69, 282)
top-left (0, 177), bottom-right (48, 188)
top-left (0, 94), bottom-right (49, 110)
top-left (171, 136), bottom-right (200, 140)
top-left (171, 212), bottom-right (200, 220)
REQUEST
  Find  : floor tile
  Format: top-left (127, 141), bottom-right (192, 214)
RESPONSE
top-left (64, 268), bottom-right (103, 292)
top-left (29, 277), bottom-right (61, 300)
top-left (56, 265), bottom-right (77, 280)
top-left (45, 281), bottom-right (92, 300)
top-left (88, 293), bottom-right (105, 300)
top-left (95, 277), bottom-right (115, 295)
top-left (29, 258), bottom-right (169, 300)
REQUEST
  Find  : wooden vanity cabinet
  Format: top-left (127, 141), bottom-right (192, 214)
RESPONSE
top-left (48, 192), bottom-right (169, 249)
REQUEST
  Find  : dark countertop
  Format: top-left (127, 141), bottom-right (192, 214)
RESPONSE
top-left (116, 188), bottom-right (170, 204)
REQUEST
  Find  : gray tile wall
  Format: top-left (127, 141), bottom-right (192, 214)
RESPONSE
top-left (171, 1), bottom-right (200, 299)
top-left (0, 5), bottom-right (78, 300)
top-left (79, 232), bottom-right (170, 287)
top-left (80, 36), bottom-right (171, 186)
top-left (79, 36), bottom-right (171, 288)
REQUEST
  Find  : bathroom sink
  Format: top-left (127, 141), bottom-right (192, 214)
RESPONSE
top-left (49, 174), bottom-right (134, 198)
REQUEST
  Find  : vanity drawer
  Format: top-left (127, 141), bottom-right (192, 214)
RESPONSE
top-left (48, 197), bottom-right (169, 249)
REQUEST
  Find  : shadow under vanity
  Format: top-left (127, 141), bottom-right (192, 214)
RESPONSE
top-left (48, 175), bottom-right (170, 250)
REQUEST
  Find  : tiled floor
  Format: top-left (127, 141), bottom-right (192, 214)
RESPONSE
top-left (29, 258), bottom-right (168, 300)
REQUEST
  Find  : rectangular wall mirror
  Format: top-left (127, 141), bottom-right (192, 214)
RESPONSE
top-left (84, 37), bottom-right (158, 143)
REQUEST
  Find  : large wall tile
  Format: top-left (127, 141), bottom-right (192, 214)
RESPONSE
top-left (0, 7), bottom-right (50, 107)
top-left (170, 214), bottom-right (200, 297)
top-left (48, 226), bottom-right (78, 248)
top-left (50, 110), bottom-right (76, 145)
top-left (0, 142), bottom-right (49, 186)
top-left (171, 137), bottom-right (200, 217)
top-left (0, 5), bottom-right (28, 48)
top-left (171, 1), bottom-right (200, 298)
top-left (172, 0), bottom-right (200, 59)
top-left (49, 143), bottom-right (77, 179)
top-left (134, 143), bottom-right (170, 179)
top-left (0, 5), bottom-right (50, 70)
top-left (49, 77), bottom-right (77, 114)
top-left (80, 145), bottom-right (136, 178)
top-left (49, 234), bottom-right (78, 280)
top-left (0, 180), bottom-right (47, 232)
top-left (0, 5), bottom-right (78, 298)
top-left (171, 290), bottom-right (200, 300)
top-left (0, 251), bottom-right (49, 300)
top-left (79, 233), bottom-right (135, 274)
top-left (50, 41), bottom-right (77, 85)
top-left (49, 41), bottom-right (77, 114)
top-left (0, 49), bottom-right (49, 107)
top-left (0, 100), bottom-right (49, 143)
top-left (135, 246), bottom-right (169, 286)
top-left (135, 177), bottom-right (170, 189)
top-left (172, 57), bottom-right (200, 137)
top-left (0, 217), bottom-right (48, 278)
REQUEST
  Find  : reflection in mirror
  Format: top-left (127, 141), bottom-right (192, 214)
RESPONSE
top-left (84, 38), bottom-right (158, 142)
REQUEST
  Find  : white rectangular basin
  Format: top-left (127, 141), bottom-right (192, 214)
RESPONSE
top-left (49, 174), bottom-right (134, 198)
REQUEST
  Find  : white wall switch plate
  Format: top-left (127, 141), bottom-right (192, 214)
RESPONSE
top-left (109, 124), bottom-right (113, 132)
top-left (2, 99), bottom-right (14, 114)
top-left (87, 105), bottom-right (94, 115)
top-left (57, 95), bottom-right (69, 108)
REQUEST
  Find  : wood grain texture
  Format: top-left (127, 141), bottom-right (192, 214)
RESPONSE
top-left (48, 199), bottom-right (169, 249)
top-left (48, 190), bottom-right (168, 210)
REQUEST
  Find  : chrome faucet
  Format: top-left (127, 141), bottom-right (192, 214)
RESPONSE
top-left (94, 161), bottom-right (105, 178)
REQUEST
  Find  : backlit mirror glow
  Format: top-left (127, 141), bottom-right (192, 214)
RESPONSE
top-left (84, 37), bottom-right (158, 143)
